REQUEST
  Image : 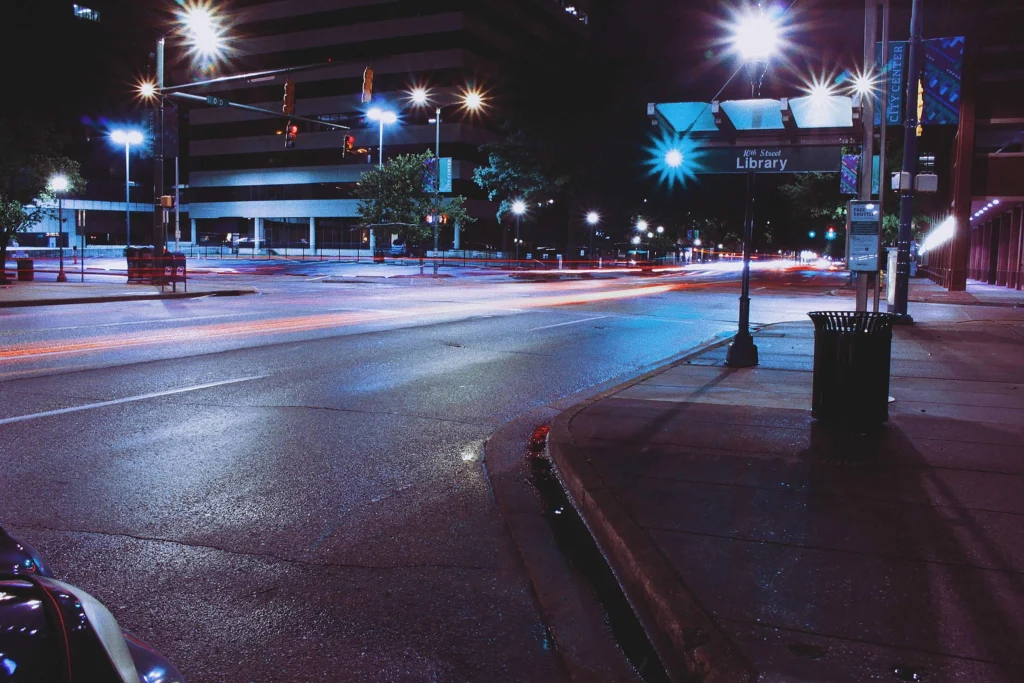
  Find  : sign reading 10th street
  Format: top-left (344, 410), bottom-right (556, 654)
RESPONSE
top-left (700, 146), bottom-right (843, 174)
top-left (847, 200), bottom-right (881, 272)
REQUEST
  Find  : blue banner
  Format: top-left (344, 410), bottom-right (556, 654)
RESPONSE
top-left (875, 41), bottom-right (908, 127)
top-left (922, 37), bottom-right (964, 125)
top-left (841, 155), bottom-right (859, 195)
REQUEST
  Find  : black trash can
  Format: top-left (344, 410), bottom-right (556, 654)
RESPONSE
top-left (808, 311), bottom-right (895, 428)
top-left (16, 258), bottom-right (34, 281)
top-left (125, 247), bottom-right (139, 282)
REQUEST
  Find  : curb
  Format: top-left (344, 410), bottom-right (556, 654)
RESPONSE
top-left (546, 337), bottom-right (761, 683)
top-left (484, 408), bottom-right (643, 683)
top-left (0, 288), bottom-right (256, 308)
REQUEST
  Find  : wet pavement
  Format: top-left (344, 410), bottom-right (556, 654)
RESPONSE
top-left (1, 268), bottom-right (854, 681)
top-left (549, 304), bottom-right (1024, 682)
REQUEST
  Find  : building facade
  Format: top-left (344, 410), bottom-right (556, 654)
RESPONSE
top-left (180, 0), bottom-right (591, 254)
top-left (920, 1), bottom-right (1024, 291)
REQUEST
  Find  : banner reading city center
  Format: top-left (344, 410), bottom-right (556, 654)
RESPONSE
top-left (699, 146), bottom-right (844, 174)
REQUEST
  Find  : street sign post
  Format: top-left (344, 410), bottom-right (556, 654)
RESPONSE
top-left (847, 200), bottom-right (882, 272)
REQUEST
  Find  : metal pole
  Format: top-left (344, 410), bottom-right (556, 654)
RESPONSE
top-left (154, 37), bottom-right (166, 253)
top-left (175, 156), bottom-right (180, 252)
top-left (890, 0), bottom-right (923, 322)
top-left (857, 0), bottom-right (878, 312)
top-left (726, 171), bottom-right (759, 367)
top-left (125, 141), bottom-right (131, 247)
top-left (56, 194), bottom-right (67, 282)
top-left (875, 0), bottom-right (890, 313)
top-left (433, 106), bottom-right (441, 275)
top-left (516, 214), bottom-right (521, 263)
top-left (378, 120), bottom-right (384, 169)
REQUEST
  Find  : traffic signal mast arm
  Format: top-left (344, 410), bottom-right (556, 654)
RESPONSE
top-left (166, 91), bottom-right (349, 131)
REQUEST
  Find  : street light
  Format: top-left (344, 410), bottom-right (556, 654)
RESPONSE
top-left (636, 219), bottom-right (648, 232)
top-left (665, 148), bottom-right (683, 168)
top-left (110, 129), bottom-right (144, 246)
top-left (408, 86), bottom-right (487, 261)
top-left (180, 1), bottom-right (227, 61)
top-left (725, 5), bottom-right (782, 369)
top-left (586, 211), bottom-right (600, 261)
top-left (512, 199), bottom-right (527, 263)
top-left (48, 175), bottom-right (69, 282)
top-left (147, 1), bottom-right (231, 253)
top-left (367, 107), bottom-right (398, 169)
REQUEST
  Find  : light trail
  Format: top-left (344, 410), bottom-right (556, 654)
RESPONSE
top-left (0, 282), bottom-right (683, 363)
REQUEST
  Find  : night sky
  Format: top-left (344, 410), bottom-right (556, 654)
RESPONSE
top-left (1, 0), bottom-right (941, 247)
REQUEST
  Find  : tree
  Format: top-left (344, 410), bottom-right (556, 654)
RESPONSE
top-left (472, 127), bottom-right (552, 220)
top-left (0, 116), bottom-right (84, 283)
top-left (355, 151), bottom-right (473, 248)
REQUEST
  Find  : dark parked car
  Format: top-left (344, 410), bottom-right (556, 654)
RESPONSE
top-left (0, 525), bottom-right (184, 682)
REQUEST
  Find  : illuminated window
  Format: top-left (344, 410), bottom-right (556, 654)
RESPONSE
top-left (73, 4), bottom-right (100, 21)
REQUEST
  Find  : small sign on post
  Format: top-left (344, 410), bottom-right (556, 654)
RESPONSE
top-left (847, 200), bottom-right (881, 272)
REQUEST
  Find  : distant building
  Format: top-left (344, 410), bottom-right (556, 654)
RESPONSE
top-left (179, 0), bottom-right (591, 254)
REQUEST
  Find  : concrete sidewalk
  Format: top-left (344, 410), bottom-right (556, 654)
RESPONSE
top-left (0, 280), bottom-right (256, 307)
top-left (549, 316), bottom-right (1024, 682)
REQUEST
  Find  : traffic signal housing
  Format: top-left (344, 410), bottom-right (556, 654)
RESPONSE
top-left (342, 134), bottom-right (355, 157)
top-left (283, 78), bottom-right (296, 115)
top-left (361, 67), bottom-right (373, 104)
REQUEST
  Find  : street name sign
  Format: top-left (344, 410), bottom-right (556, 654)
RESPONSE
top-left (847, 200), bottom-right (881, 272)
top-left (700, 146), bottom-right (843, 174)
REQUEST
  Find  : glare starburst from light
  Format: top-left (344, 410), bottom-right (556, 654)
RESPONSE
top-left (645, 132), bottom-right (702, 189)
top-left (178, 1), bottom-right (229, 62)
top-left (731, 10), bottom-right (779, 61)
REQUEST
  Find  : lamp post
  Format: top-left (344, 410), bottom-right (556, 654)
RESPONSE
top-left (144, 2), bottom-right (228, 253)
top-left (367, 107), bottom-right (397, 169)
top-left (725, 7), bottom-right (780, 368)
top-left (410, 87), bottom-right (485, 263)
top-left (586, 211), bottom-right (600, 262)
top-left (49, 175), bottom-right (69, 282)
top-left (512, 199), bottom-right (527, 264)
top-left (889, 0), bottom-right (923, 323)
top-left (110, 129), bottom-right (144, 247)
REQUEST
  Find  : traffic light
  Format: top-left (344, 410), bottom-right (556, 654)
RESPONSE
top-left (440, 213), bottom-right (449, 225)
top-left (342, 134), bottom-right (355, 157)
top-left (284, 122), bottom-right (298, 148)
top-left (361, 67), bottom-right (374, 104)
top-left (283, 78), bottom-right (296, 115)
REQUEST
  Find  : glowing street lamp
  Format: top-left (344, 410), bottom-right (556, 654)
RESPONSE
top-left (731, 11), bottom-right (779, 62)
top-left (48, 175), bottom-right (70, 282)
top-left (585, 211), bottom-right (601, 261)
top-left (636, 219), bottom-right (648, 232)
top-left (110, 129), bottom-right (145, 246)
top-left (664, 148), bottom-right (683, 168)
top-left (512, 199), bottom-right (527, 263)
top-left (367, 107), bottom-right (398, 169)
top-left (180, 2), bottom-right (228, 61)
top-left (724, 6), bottom-right (783, 369)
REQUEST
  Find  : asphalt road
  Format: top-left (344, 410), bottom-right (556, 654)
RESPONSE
top-left (0, 265), bottom-right (851, 682)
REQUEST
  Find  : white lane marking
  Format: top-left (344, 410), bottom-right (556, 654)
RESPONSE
top-left (0, 312), bottom-right (254, 336)
top-left (528, 315), bottom-right (610, 331)
top-left (0, 376), bottom-right (265, 426)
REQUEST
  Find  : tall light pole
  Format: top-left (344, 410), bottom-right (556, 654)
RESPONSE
top-left (586, 211), bottom-right (600, 261)
top-left (726, 7), bottom-right (780, 368)
top-left (110, 129), bottom-right (144, 247)
top-left (146, 1), bottom-right (228, 252)
top-left (367, 107), bottom-right (397, 169)
top-left (512, 199), bottom-right (527, 263)
top-left (48, 175), bottom-right (69, 283)
top-left (409, 87), bottom-right (486, 260)
top-left (890, 0), bottom-right (923, 323)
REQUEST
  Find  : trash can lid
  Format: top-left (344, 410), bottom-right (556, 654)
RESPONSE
top-left (808, 311), bottom-right (894, 334)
